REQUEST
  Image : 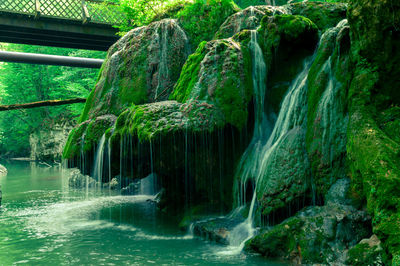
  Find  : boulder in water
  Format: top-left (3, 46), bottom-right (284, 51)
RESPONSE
top-left (68, 168), bottom-right (98, 189)
top-left (245, 204), bottom-right (371, 265)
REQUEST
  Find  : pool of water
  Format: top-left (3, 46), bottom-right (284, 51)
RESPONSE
top-left (0, 162), bottom-right (284, 265)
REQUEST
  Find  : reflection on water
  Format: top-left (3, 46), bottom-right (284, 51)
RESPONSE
top-left (0, 162), bottom-right (283, 265)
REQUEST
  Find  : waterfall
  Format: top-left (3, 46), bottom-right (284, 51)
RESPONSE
top-left (235, 30), bottom-right (272, 207)
top-left (153, 19), bottom-right (190, 100)
top-left (227, 46), bottom-right (314, 253)
top-left (92, 134), bottom-right (106, 185)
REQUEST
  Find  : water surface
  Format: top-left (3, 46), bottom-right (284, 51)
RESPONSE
top-left (0, 162), bottom-right (282, 265)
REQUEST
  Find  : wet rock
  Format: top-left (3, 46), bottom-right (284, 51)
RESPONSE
top-left (288, 2), bottom-right (347, 31)
top-left (256, 127), bottom-right (311, 219)
top-left (81, 19), bottom-right (190, 122)
top-left (108, 178), bottom-right (119, 190)
top-left (193, 217), bottom-right (242, 245)
top-left (305, 19), bottom-right (350, 197)
top-left (215, 5), bottom-right (283, 39)
top-left (68, 168), bottom-right (98, 188)
top-left (121, 181), bottom-right (140, 195)
top-left (347, 235), bottom-right (386, 266)
top-left (325, 178), bottom-right (357, 207)
top-left (63, 114), bottom-right (116, 160)
top-left (246, 204), bottom-right (371, 265)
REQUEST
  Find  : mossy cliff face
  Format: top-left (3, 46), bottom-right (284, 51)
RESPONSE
top-left (79, 19), bottom-right (190, 123)
top-left (306, 20), bottom-right (351, 198)
top-left (347, 0), bottom-right (400, 263)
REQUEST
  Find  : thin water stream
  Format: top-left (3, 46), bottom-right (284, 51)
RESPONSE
top-left (0, 162), bottom-right (281, 265)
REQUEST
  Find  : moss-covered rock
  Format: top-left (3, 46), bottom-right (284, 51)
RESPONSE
top-left (256, 127), bottom-right (311, 219)
top-left (246, 204), bottom-right (371, 264)
top-left (257, 14), bottom-right (318, 64)
top-left (112, 100), bottom-right (225, 142)
top-left (79, 19), bottom-right (190, 122)
top-left (170, 38), bottom-right (253, 129)
top-left (347, 235), bottom-right (387, 265)
top-left (215, 5), bottom-right (279, 39)
top-left (63, 115), bottom-right (116, 160)
top-left (306, 19), bottom-right (350, 197)
top-left (289, 1), bottom-right (347, 31)
top-left (347, 0), bottom-right (400, 262)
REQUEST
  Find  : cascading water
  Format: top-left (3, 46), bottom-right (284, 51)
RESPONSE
top-left (153, 19), bottom-right (190, 100)
top-left (227, 46), bottom-right (315, 253)
top-left (220, 30), bottom-right (269, 255)
top-left (92, 133), bottom-right (107, 186)
top-left (227, 20), bottom-right (350, 252)
top-left (235, 30), bottom-right (272, 207)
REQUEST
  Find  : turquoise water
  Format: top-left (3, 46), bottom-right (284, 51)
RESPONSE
top-left (0, 162), bottom-right (282, 265)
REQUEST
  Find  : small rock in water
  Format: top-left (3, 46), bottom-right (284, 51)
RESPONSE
top-left (0, 164), bottom-right (7, 176)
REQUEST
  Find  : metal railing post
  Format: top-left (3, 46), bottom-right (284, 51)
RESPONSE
top-left (82, 0), bottom-right (91, 24)
top-left (34, 0), bottom-right (41, 19)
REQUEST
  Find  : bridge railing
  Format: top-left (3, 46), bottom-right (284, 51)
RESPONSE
top-left (0, 0), bottom-right (126, 26)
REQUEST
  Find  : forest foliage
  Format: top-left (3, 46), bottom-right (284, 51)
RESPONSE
top-left (0, 44), bottom-right (104, 157)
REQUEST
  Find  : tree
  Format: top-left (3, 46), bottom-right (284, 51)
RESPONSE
top-left (0, 43), bottom-right (105, 157)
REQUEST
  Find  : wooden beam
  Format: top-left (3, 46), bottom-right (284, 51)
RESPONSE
top-left (0, 98), bottom-right (86, 111)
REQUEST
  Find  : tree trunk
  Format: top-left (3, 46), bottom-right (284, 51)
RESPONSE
top-left (0, 98), bottom-right (86, 111)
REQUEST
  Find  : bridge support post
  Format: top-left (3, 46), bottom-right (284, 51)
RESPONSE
top-left (35, 0), bottom-right (41, 19)
top-left (82, 0), bottom-right (91, 24)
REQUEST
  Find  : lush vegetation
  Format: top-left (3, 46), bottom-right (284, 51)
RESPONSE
top-left (0, 44), bottom-right (104, 157)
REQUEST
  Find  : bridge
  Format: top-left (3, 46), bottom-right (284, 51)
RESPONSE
top-left (0, 0), bottom-right (126, 51)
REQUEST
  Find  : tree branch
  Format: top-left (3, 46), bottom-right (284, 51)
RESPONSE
top-left (0, 98), bottom-right (86, 111)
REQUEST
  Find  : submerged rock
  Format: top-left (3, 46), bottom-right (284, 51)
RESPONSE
top-left (68, 168), bottom-right (98, 189)
top-left (193, 217), bottom-right (242, 245)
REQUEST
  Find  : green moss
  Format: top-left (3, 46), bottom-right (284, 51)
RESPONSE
top-left (82, 119), bottom-right (114, 152)
top-left (62, 123), bottom-right (88, 159)
top-left (170, 41), bottom-right (208, 102)
top-left (245, 217), bottom-right (303, 257)
top-left (171, 37), bottom-right (253, 129)
top-left (113, 101), bottom-right (225, 142)
top-left (290, 2), bottom-right (347, 31)
top-left (258, 14), bottom-right (318, 65)
top-left (347, 242), bottom-right (387, 265)
top-left (347, 65), bottom-right (400, 263)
